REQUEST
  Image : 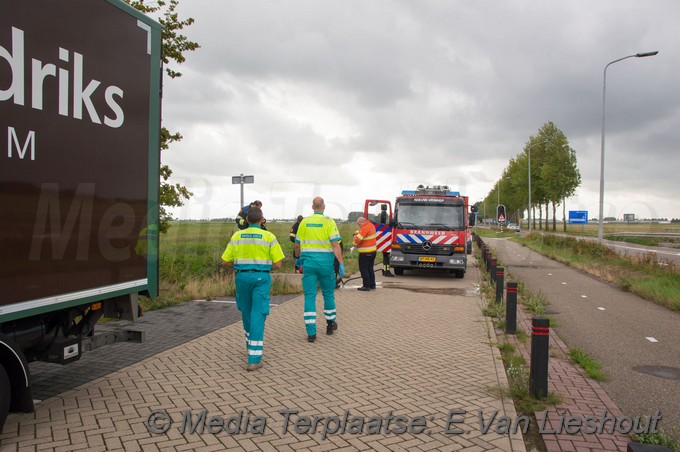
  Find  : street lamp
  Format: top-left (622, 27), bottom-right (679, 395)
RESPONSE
top-left (598, 51), bottom-right (658, 241)
top-left (527, 140), bottom-right (548, 233)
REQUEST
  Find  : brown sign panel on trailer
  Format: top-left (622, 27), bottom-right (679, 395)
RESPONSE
top-left (0, 1), bottom-right (158, 307)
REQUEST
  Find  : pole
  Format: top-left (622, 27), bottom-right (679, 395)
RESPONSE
top-left (529, 317), bottom-right (550, 399)
top-left (495, 266), bottom-right (505, 304)
top-left (598, 51), bottom-right (658, 241)
top-left (505, 282), bottom-right (517, 334)
top-left (239, 174), bottom-right (245, 208)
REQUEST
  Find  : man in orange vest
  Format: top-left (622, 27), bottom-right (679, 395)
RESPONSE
top-left (353, 217), bottom-right (377, 291)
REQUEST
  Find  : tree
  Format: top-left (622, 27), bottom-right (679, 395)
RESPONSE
top-left (485, 121), bottom-right (581, 232)
top-left (125, 0), bottom-right (199, 232)
top-left (534, 122), bottom-right (581, 231)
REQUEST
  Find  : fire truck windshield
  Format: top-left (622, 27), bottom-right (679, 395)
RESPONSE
top-left (396, 204), bottom-right (465, 230)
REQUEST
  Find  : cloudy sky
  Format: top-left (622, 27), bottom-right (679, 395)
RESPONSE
top-left (160, 0), bottom-right (680, 221)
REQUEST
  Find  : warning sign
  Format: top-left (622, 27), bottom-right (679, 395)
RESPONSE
top-left (497, 204), bottom-right (506, 224)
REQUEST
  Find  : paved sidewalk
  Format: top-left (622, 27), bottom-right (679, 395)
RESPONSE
top-left (1, 263), bottom-right (526, 451)
top-left (509, 303), bottom-right (629, 451)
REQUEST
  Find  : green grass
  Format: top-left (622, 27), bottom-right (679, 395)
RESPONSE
top-left (516, 233), bottom-right (680, 312)
top-left (568, 348), bottom-right (607, 381)
top-left (633, 430), bottom-right (679, 451)
top-left (475, 244), bottom-right (562, 414)
top-left (496, 340), bottom-right (562, 414)
top-left (140, 220), bottom-right (363, 312)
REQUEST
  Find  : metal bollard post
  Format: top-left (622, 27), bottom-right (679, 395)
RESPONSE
top-left (505, 282), bottom-right (517, 334)
top-left (529, 317), bottom-right (550, 399)
top-left (495, 266), bottom-right (504, 303)
top-left (490, 258), bottom-right (497, 283)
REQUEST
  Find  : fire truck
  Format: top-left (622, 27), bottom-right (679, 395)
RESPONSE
top-left (364, 185), bottom-right (475, 278)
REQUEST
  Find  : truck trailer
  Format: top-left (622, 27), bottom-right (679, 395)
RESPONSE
top-left (0, 0), bottom-right (162, 430)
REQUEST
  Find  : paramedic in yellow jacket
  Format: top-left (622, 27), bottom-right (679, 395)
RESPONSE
top-left (294, 197), bottom-right (344, 342)
top-left (221, 207), bottom-right (284, 371)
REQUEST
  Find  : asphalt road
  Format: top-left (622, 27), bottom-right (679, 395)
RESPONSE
top-left (485, 237), bottom-right (680, 432)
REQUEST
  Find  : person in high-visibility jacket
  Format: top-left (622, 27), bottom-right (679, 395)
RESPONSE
top-left (221, 207), bottom-right (284, 371)
top-left (294, 197), bottom-right (344, 342)
top-left (353, 217), bottom-right (377, 291)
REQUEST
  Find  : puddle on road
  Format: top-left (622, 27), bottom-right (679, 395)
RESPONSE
top-left (381, 285), bottom-right (474, 297)
top-left (633, 366), bottom-right (680, 380)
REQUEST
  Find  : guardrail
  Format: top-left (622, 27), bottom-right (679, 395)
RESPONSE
top-left (605, 232), bottom-right (680, 239)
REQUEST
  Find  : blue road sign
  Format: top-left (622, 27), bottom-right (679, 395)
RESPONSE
top-left (568, 210), bottom-right (588, 224)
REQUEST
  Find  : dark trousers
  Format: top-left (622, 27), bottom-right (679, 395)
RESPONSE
top-left (358, 252), bottom-right (376, 288)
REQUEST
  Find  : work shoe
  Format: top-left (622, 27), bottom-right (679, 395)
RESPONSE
top-left (246, 362), bottom-right (263, 372)
top-left (326, 321), bottom-right (338, 335)
top-left (357, 287), bottom-right (370, 291)
top-left (383, 271), bottom-right (395, 277)
top-left (307, 335), bottom-right (316, 343)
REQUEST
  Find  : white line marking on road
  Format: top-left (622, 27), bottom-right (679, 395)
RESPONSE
top-left (645, 337), bottom-right (659, 343)
top-left (561, 282), bottom-right (567, 285)
top-left (597, 307), bottom-right (605, 310)
top-left (211, 300), bottom-right (237, 304)
top-left (581, 295), bottom-right (588, 298)
top-left (548, 273), bottom-right (553, 276)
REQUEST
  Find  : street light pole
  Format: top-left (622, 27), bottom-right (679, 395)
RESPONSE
top-left (527, 140), bottom-right (548, 233)
top-left (598, 51), bottom-right (658, 241)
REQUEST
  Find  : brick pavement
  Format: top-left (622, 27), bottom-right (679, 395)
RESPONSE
top-left (506, 306), bottom-right (631, 452)
top-left (28, 295), bottom-right (298, 400)
top-left (0, 262), bottom-right (526, 451)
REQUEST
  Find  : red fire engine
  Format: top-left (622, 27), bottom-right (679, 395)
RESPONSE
top-left (364, 185), bottom-right (475, 277)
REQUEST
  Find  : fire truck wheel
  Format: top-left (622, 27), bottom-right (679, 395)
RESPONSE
top-left (455, 270), bottom-right (465, 278)
top-left (0, 365), bottom-right (10, 432)
top-left (394, 267), bottom-right (404, 276)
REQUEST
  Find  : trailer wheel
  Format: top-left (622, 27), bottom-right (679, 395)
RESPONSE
top-left (0, 365), bottom-right (10, 432)
top-left (394, 267), bottom-right (404, 276)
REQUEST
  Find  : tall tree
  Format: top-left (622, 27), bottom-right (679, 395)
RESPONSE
top-left (126, 0), bottom-right (199, 232)
top-left (535, 122), bottom-right (581, 231)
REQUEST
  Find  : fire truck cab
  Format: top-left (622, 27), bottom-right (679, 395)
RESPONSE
top-left (364, 185), bottom-right (474, 278)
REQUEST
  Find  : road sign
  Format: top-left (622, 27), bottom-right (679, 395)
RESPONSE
top-left (232, 175), bottom-right (254, 184)
top-left (568, 210), bottom-right (588, 224)
top-left (497, 204), bottom-right (506, 224)
top-left (232, 174), bottom-right (255, 207)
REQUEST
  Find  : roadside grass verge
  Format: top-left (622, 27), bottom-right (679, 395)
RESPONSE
top-left (515, 233), bottom-right (680, 312)
top-left (633, 430), bottom-right (679, 451)
top-left (568, 348), bottom-right (607, 382)
top-left (476, 248), bottom-right (561, 416)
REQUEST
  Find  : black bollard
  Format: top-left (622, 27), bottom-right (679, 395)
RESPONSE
top-left (505, 282), bottom-right (517, 334)
top-left (495, 266), bottom-right (504, 303)
top-left (529, 317), bottom-right (550, 399)
top-left (489, 258), bottom-right (497, 283)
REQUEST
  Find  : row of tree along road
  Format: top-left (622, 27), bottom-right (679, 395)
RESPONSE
top-left (480, 122), bottom-right (581, 232)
